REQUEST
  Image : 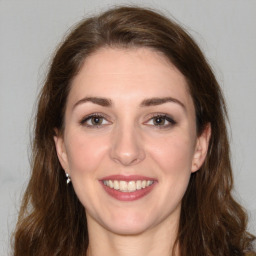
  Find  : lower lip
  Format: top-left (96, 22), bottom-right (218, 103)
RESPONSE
top-left (101, 182), bottom-right (156, 201)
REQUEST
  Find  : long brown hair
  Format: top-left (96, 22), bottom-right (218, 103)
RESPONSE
top-left (13, 6), bottom-right (255, 256)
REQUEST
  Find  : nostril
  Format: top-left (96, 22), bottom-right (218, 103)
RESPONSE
top-left (111, 152), bottom-right (142, 166)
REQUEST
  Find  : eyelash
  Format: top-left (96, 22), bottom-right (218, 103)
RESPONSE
top-left (79, 113), bottom-right (176, 129)
top-left (80, 113), bottom-right (110, 128)
top-left (145, 113), bottom-right (177, 129)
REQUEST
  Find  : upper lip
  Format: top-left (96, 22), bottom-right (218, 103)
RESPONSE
top-left (100, 175), bottom-right (157, 182)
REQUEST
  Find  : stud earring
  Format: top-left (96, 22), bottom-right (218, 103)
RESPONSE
top-left (66, 173), bottom-right (71, 184)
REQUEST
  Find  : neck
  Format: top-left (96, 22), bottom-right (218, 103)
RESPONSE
top-left (86, 214), bottom-right (180, 256)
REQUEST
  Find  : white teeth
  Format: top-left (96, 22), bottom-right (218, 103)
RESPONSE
top-left (147, 180), bottom-right (153, 186)
top-left (109, 180), bottom-right (114, 188)
top-left (103, 180), bottom-right (154, 192)
top-left (136, 180), bottom-right (142, 190)
top-left (120, 181), bottom-right (128, 191)
top-left (128, 181), bottom-right (136, 192)
top-left (113, 180), bottom-right (119, 190)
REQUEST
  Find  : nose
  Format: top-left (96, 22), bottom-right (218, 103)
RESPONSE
top-left (110, 124), bottom-right (145, 166)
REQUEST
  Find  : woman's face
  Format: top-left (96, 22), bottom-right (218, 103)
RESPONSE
top-left (55, 47), bottom-right (210, 235)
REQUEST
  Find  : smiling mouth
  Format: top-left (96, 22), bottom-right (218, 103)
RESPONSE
top-left (100, 175), bottom-right (157, 201)
top-left (103, 180), bottom-right (154, 192)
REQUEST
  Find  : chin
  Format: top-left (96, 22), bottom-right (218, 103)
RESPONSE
top-left (99, 210), bottom-right (158, 236)
top-left (106, 220), bottom-right (152, 236)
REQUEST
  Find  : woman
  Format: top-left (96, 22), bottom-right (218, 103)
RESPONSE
top-left (13, 6), bottom-right (255, 256)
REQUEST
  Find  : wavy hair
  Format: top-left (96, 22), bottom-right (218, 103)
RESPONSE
top-left (13, 6), bottom-right (255, 256)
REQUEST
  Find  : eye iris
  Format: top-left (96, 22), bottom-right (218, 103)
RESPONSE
top-left (153, 117), bottom-right (165, 125)
top-left (92, 117), bottom-right (102, 125)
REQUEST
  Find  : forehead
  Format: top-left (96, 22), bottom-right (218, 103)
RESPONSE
top-left (68, 47), bottom-right (193, 109)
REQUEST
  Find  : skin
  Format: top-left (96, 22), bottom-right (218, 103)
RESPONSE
top-left (54, 47), bottom-right (211, 256)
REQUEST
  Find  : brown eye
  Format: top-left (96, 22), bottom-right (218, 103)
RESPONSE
top-left (153, 116), bottom-right (166, 126)
top-left (91, 116), bottom-right (103, 125)
top-left (80, 114), bottom-right (110, 128)
top-left (145, 114), bottom-right (176, 128)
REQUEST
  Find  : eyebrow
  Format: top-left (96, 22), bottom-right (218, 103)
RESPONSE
top-left (140, 97), bottom-right (186, 110)
top-left (72, 96), bottom-right (185, 111)
top-left (73, 97), bottom-right (112, 109)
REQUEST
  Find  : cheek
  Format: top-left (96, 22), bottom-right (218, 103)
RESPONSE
top-left (147, 132), bottom-right (195, 175)
top-left (65, 131), bottom-right (108, 175)
top-left (142, 132), bottom-right (195, 219)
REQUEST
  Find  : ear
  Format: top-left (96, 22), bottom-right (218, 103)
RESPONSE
top-left (53, 129), bottom-right (70, 174)
top-left (191, 123), bottom-right (211, 173)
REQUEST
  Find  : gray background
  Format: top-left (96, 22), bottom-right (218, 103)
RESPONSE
top-left (0, 0), bottom-right (255, 254)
